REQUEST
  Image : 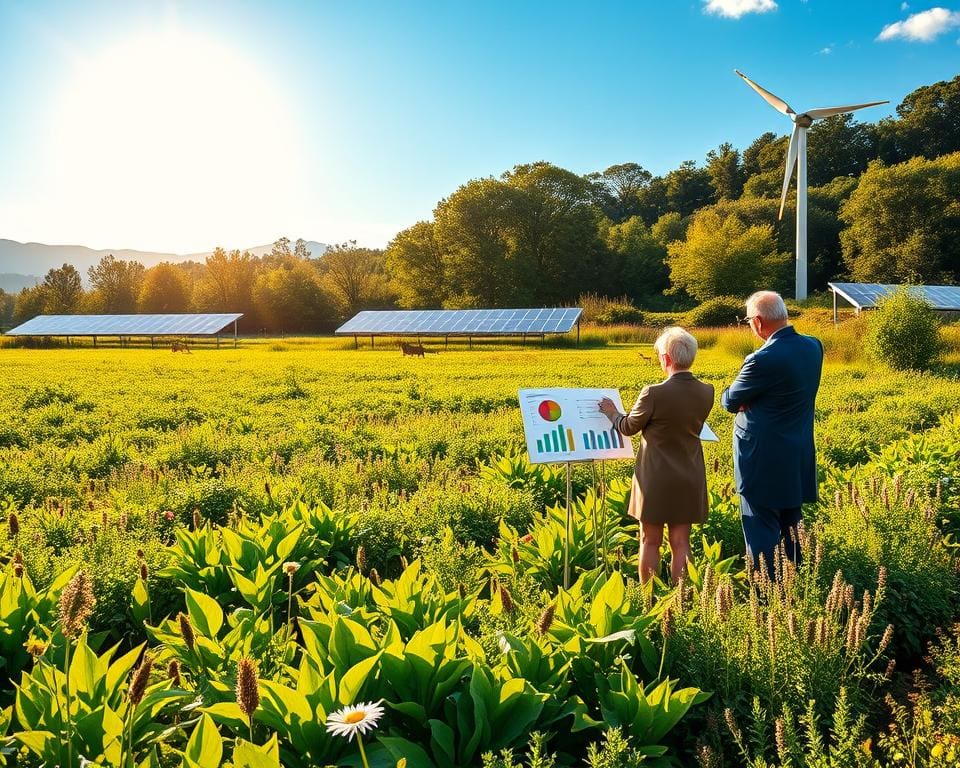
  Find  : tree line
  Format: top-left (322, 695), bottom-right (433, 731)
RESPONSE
top-left (2, 75), bottom-right (957, 332)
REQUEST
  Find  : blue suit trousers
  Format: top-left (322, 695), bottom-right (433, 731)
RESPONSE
top-left (739, 496), bottom-right (802, 579)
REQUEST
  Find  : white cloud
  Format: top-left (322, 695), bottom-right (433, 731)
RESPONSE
top-left (877, 7), bottom-right (960, 41)
top-left (818, 44), bottom-right (835, 54)
top-left (901, 2), bottom-right (910, 9)
top-left (703, 0), bottom-right (778, 19)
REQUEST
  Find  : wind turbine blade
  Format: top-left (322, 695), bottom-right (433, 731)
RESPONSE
top-left (734, 70), bottom-right (796, 116)
top-left (806, 101), bottom-right (889, 120)
top-left (779, 127), bottom-right (801, 221)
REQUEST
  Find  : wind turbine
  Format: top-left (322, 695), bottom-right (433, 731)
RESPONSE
top-left (734, 70), bottom-right (887, 300)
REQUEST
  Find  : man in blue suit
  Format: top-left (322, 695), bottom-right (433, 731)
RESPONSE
top-left (721, 291), bottom-right (823, 578)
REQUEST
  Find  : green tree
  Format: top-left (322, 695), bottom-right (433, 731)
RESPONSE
top-left (193, 248), bottom-right (260, 327)
top-left (253, 259), bottom-right (333, 331)
top-left (806, 113), bottom-right (875, 186)
top-left (705, 142), bottom-right (744, 201)
top-left (586, 163), bottom-right (653, 223)
top-left (602, 216), bottom-right (669, 299)
top-left (876, 75), bottom-right (960, 163)
top-left (503, 162), bottom-right (606, 304)
top-left (634, 176), bottom-right (669, 226)
top-left (320, 242), bottom-right (395, 318)
top-left (386, 221), bottom-right (448, 308)
top-left (41, 263), bottom-right (83, 313)
top-left (434, 177), bottom-right (525, 307)
top-left (651, 212), bottom-right (686, 246)
top-left (742, 131), bottom-right (780, 177)
top-left (0, 289), bottom-right (14, 329)
top-left (839, 152), bottom-right (960, 283)
top-left (294, 238), bottom-right (311, 260)
top-left (664, 160), bottom-right (714, 216)
top-left (13, 285), bottom-right (47, 324)
top-left (138, 263), bottom-right (192, 313)
top-left (667, 209), bottom-right (790, 300)
top-left (87, 255), bottom-right (145, 313)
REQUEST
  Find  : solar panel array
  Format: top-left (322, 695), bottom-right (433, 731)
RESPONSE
top-left (829, 283), bottom-right (960, 311)
top-left (335, 308), bottom-right (583, 336)
top-left (5, 314), bottom-right (244, 337)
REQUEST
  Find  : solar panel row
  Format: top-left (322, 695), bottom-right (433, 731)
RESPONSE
top-left (335, 308), bottom-right (583, 336)
top-left (829, 283), bottom-right (960, 311)
top-left (5, 314), bottom-right (243, 337)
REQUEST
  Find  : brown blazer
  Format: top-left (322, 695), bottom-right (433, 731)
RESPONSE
top-left (615, 372), bottom-right (714, 525)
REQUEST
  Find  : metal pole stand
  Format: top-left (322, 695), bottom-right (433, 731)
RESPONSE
top-left (564, 461), bottom-right (573, 589)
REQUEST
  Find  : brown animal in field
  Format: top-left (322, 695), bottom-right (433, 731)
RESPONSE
top-left (171, 340), bottom-right (192, 353)
top-left (399, 341), bottom-right (425, 357)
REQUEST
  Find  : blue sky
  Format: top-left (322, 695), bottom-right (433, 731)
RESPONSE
top-left (0, 0), bottom-right (957, 253)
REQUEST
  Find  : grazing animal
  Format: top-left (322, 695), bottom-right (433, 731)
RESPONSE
top-left (171, 340), bottom-right (192, 353)
top-left (399, 341), bottom-right (426, 357)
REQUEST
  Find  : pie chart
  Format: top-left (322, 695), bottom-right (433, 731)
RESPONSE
top-left (538, 400), bottom-right (562, 421)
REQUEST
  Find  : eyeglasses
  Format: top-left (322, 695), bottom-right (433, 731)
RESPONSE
top-left (737, 315), bottom-right (759, 325)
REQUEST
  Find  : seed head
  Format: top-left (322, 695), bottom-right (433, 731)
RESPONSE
top-left (662, 607), bottom-right (674, 639)
top-left (13, 551), bottom-right (22, 565)
top-left (877, 566), bottom-right (887, 594)
top-left (536, 603), bottom-right (555, 636)
top-left (177, 612), bottom-right (195, 651)
top-left (283, 561), bottom-right (300, 577)
top-left (355, 546), bottom-right (367, 573)
top-left (236, 657), bottom-right (260, 719)
top-left (511, 545), bottom-right (519, 565)
top-left (192, 509), bottom-right (200, 529)
top-left (787, 612), bottom-right (797, 639)
top-left (25, 637), bottom-right (48, 657)
top-left (7, 512), bottom-right (19, 538)
top-left (167, 658), bottom-right (182, 687)
top-left (767, 614), bottom-right (777, 655)
top-left (128, 654), bottom-right (154, 706)
top-left (805, 619), bottom-right (816, 646)
top-left (139, 561), bottom-right (148, 581)
top-left (368, 567), bottom-right (381, 586)
top-left (264, 481), bottom-right (272, 498)
top-left (59, 570), bottom-right (96, 639)
top-left (499, 584), bottom-right (515, 614)
top-left (775, 717), bottom-right (786, 756)
top-left (724, 708), bottom-right (742, 742)
top-left (885, 659), bottom-right (896, 679)
top-left (13, 562), bottom-right (24, 578)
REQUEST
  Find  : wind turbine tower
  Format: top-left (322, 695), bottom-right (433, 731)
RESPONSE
top-left (734, 70), bottom-right (887, 300)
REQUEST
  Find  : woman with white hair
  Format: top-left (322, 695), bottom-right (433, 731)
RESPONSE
top-left (599, 327), bottom-right (714, 584)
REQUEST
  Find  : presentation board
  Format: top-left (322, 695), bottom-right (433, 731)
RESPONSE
top-left (519, 388), bottom-right (635, 464)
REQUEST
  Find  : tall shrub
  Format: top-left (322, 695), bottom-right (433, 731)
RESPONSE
top-left (866, 288), bottom-right (942, 370)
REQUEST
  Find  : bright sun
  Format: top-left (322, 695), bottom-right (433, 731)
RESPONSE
top-left (47, 30), bottom-right (306, 252)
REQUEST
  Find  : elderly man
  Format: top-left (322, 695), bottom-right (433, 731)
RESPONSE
top-left (721, 291), bottom-right (823, 577)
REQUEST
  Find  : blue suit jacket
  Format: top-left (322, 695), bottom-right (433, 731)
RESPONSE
top-left (721, 326), bottom-right (823, 509)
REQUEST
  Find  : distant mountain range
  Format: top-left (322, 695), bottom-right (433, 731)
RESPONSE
top-left (0, 239), bottom-right (330, 292)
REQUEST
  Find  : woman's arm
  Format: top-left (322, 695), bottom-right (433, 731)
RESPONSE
top-left (601, 387), bottom-right (654, 437)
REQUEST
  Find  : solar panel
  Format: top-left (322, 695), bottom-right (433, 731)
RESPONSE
top-left (829, 283), bottom-right (960, 311)
top-left (335, 308), bottom-right (583, 336)
top-left (5, 314), bottom-right (243, 336)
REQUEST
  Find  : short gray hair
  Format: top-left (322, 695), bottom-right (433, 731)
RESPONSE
top-left (654, 326), bottom-right (698, 369)
top-left (746, 291), bottom-right (788, 322)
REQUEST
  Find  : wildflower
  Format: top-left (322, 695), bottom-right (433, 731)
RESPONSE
top-left (885, 659), bottom-right (896, 679)
top-left (7, 512), bottom-right (19, 538)
top-left (775, 717), bottom-right (786, 756)
top-left (878, 624), bottom-right (894, 654)
top-left (877, 566), bottom-right (887, 594)
top-left (283, 561), bottom-right (301, 576)
top-left (25, 637), bottom-right (48, 657)
top-left (13, 551), bottom-right (22, 564)
top-left (724, 708), bottom-right (743, 742)
top-left (167, 659), bottom-right (182, 687)
top-left (128, 654), bottom-right (153, 706)
top-left (139, 561), bottom-right (148, 581)
top-left (497, 632), bottom-right (513, 654)
top-left (59, 570), bottom-right (96, 639)
top-left (520, 534), bottom-right (533, 544)
top-left (177, 612), bottom-right (195, 651)
top-left (163, 510), bottom-right (175, 523)
top-left (536, 603), bottom-right (556, 636)
top-left (805, 619), bottom-right (816, 646)
top-left (356, 546), bottom-right (367, 573)
top-left (787, 612), bottom-right (797, 639)
top-left (368, 568), bottom-right (381, 586)
top-left (236, 657), bottom-right (260, 720)
top-left (325, 700), bottom-right (385, 742)
top-left (662, 607), bottom-right (674, 639)
top-left (767, 614), bottom-right (777, 655)
top-left (846, 608), bottom-right (860, 652)
top-left (399, 555), bottom-right (409, 570)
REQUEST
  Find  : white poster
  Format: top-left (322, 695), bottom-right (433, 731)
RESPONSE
top-left (519, 388), bottom-right (635, 464)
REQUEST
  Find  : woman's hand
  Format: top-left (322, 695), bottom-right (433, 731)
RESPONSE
top-left (598, 397), bottom-right (619, 422)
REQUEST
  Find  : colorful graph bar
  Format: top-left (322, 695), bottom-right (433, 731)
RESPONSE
top-left (537, 424), bottom-right (577, 454)
top-left (576, 427), bottom-right (625, 452)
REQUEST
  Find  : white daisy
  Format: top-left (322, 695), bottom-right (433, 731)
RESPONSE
top-left (325, 700), bottom-right (385, 741)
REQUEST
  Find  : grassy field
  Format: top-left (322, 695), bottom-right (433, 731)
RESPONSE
top-left (1, 333), bottom-right (959, 766)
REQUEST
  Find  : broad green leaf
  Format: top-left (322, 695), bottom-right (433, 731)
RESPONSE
top-left (14, 729), bottom-right (56, 758)
top-left (338, 652), bottom-right (382, 705)
top-left (379, 736), bottom-right (438, 768)
top-left (185, 713), bottom-right (224, 768)
top-left (185, 588), bottom-right (224, 637)
top-left (131, 578), bottom-right (151, 625)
